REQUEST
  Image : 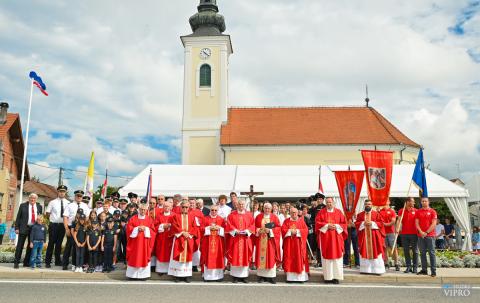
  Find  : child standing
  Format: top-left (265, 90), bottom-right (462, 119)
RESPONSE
top-left (9, 223), bottom-right (16, 245)
top-left (73, 214), bottom-right (88, 273)
top-left (29, 216), bottom-right (47, 269)
top-left (102, 217), bottom-right (117, 273)
top-left (87, 220), bottom-right (101, 273)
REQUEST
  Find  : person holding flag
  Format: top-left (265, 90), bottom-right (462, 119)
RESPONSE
top-left (355, 200), bottom-right (386, 275)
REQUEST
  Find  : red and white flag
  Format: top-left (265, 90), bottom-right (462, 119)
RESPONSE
top-left (100, 169), bottom-right (108, 199)
top-left (361, 150), bottom-right (393, 207)
top-left (334, 170), bottom-right (364, 221)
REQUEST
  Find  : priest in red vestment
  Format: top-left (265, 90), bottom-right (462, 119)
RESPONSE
top-left (200, 205), bottom-right (226, 281)
top-left (154, 200), bottom-right (174, 274)
top-left (315, 197), bottom-right (348, 284)
top-left (168, 201), bottom-right (198, 282)
top-left (254, 202), bottom-right (281, 284)
top-left (148, 197), bottom-right (163, 270)
top-left (282, 207), bottom-right (309, 283)
top-left (226, 199), bottom-right (255, 283)
top-left (189, 197), bottom-right (204, 272)
top-left (355, 200), bottom-right (386, 274)
top-left (126, 202), bottom-right (156, 279)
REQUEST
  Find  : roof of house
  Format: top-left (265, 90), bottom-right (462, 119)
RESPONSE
top-left (220, 106), bottom-right (420, 147)
top-left (23, 181), bottom-right (57, 200)
top-left (0, 113), bottom-right (30, 180)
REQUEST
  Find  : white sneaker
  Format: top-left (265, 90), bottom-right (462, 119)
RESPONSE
top-left (71, 265), bottom-right (76, 271)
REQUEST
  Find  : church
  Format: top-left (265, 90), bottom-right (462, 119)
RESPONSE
top-left (181, 0), bottom-right (420, 166)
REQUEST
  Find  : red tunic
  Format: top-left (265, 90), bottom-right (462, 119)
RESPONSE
top-left (254, 213), bottom-right (281, 270)
top-left (170, 213), bottom-right (198, 263)
top-left (126, 214), bottom-right (156, 267)
top-left (154, 212), bottom-right (175, 263)
top-left (282, 218), bottom-right (309, 274)
top-left (200, 216), bottom-right (226, 270)
top-left (172, 206), bottom-right (181, 214)
top-left (355, 211), bottom-right (385, 259)
top-left (226, 211), bottom-right (255, 267)
top-left (315, 208), bottom-right (348, 259)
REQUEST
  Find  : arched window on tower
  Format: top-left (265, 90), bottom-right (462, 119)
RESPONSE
top-left (199, 64), bottom-right (211, 87)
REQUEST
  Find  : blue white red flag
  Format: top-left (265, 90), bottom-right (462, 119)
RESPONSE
top-left (29, 71), bottom-right (48, 96)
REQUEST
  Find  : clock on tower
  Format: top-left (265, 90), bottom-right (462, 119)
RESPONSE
top-left (180, 0), bottom-right (233, 165)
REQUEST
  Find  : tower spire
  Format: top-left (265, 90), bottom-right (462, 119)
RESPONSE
top-left (189, 0), bottom-right (226, 36)
top-left (365, 84), bottom-right (370, 107)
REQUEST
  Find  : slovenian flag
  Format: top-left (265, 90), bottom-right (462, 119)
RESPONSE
top-left (29, 71), bottom-right (48, 96)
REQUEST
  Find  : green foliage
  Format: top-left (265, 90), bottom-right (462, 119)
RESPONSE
top-left (92, 185), bottom-right (119, 202)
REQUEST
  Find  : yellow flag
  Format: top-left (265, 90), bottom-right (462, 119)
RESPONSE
top-left (84, 152), bottom-right (95, 207)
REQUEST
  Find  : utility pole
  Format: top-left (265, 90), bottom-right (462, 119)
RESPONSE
top-left (58, 167), bottom-right (64, 187)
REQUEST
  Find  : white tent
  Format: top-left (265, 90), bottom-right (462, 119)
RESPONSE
top-left (120, 164), bottom-right (471, 250)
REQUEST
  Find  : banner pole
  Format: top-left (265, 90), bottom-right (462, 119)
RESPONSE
top-left (391, 179), bottom-right (413, 252)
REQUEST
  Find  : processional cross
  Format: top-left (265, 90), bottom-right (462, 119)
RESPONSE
top-left (240, 185), bottom-right (264, 212)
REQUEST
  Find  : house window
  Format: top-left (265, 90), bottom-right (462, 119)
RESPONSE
top-left (199, 64), bottom-right (211, 87)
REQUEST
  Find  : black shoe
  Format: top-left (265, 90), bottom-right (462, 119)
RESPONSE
top-left (258, 277), bottom-right (265, 283)
top-left (241, 278), bottom-right (248, 284)
top-left (324, 280), bottom-right (332, 284)
top-left (174, 277), bottom-right (180, 283)
top-left (185, 277), bottom-right (191, 283)
top-left (403, 267), bottom-right (411, 273)
top-left (412, 268), bottom-right (418, 274)
top-left (268, 278), bottom-right (276, 284)
top-left (13, 264), bottom-right (19, 269)
top-left (395, 265), bottom-right (400, 271)
top-left (232, 278), bottom-right (238, 284)
top-left (417, 270), bottom-right (428, 275)
top-left (332, 279), bottom-right (339, 284)
top-left (150, 266), bottom-right (155, 272)
top-left (62, 266), bottom-right (68, 271)
top-left (431, 273), bottom-right (436, 278)
top-left (192, 266), bottom-right (199, 272)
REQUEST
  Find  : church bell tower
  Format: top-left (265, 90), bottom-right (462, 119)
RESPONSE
top-left (181, 0), bottom-right (233, 165)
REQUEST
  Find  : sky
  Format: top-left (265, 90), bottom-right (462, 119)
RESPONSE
top-left (0, 0), bottom-right (479, 191)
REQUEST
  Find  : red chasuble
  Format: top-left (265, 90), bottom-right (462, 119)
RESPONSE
top-left (355, 210), bottom-right (385, 259)
top-left (281, 217), bottom-right (309, 274)
top-left (314, 208), bottom-right (348, 259)
top-left (154, 212), bottom-right (175, 263)
top-left (189, 208), bottom-right (205, 252)
top-left (254, 213), bottom-right (281, 270)
top-left (172, 206), bottom-right (181, 214)
top-left (170, 213), bottom-right (198, 263)
top-left (200, 216), bottom-right (226, 270)
top-left (226, 211), bottom-right (255, 267)
top-left (126, 214), bottom-right (156, 267)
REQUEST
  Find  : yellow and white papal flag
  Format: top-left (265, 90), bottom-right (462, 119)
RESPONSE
top-left (83, 152), bottom-right (95, 207)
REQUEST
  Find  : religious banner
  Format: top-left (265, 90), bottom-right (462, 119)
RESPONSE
top-left (361, 150), bottom-right (393, 207)
top-left (334, 170), bottom-right (364, 221)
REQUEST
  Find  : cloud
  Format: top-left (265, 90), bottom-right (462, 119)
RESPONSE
top-left (0, 0), bottom-right (479, 188)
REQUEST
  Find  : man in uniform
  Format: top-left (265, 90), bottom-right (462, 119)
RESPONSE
top-left (45, 185), bottom-right (70, 268)
top-left (62, 190), bottom-right (90, 270)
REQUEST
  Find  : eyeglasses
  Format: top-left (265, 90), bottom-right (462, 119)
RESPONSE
top-left (181, 206), bottom-right (189, 209)
top-left (211, 209), bottom-right (218, 212)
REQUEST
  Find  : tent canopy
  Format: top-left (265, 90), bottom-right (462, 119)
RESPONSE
top-left (120, 164), bottom-right (468, 199)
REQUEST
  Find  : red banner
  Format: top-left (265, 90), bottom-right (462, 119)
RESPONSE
top-left (334, 171), bottom-right (364, 221)
top-left (361, 150), bottom-right (394, 207)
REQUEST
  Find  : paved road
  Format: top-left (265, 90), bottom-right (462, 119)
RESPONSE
top-left (0, 280), bottom-right (477, 303)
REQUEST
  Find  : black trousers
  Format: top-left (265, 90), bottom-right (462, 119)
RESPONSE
top-left (14, 231), bottom-right (32, 266)
top-left (89, 251), bottom-right (98, 268)
top-left (76, 246), bottom-right (86, 267)
top-left (0, 234), bottom-right (4, 244)
top-left (62, 233), bottom-right (76, 267)
top-left (45, 223), bottom-right (65, 265)
top-left (401, 234), bottom-right (418, 269)
top-left (104, 245), bottom-right (114, 269)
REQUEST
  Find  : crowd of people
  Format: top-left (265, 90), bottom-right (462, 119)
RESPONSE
top-left (10, 185), bottom-right (476, 283)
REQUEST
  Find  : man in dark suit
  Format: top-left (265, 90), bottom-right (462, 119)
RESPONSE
top-left (196, 199), bottom-right (210, 217)
top-left (226, 192), bottom-right (238, 210)
top-left (14, 193), bottom-right (43, 268)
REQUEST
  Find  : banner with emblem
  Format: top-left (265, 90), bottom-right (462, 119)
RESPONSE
top-left (361, 150), bottom-right (393, 207)
top-left (334, 170), bottom-right (364, 221)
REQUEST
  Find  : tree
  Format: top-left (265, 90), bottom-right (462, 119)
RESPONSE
top-left (92, 185), bottom-right (120, 202)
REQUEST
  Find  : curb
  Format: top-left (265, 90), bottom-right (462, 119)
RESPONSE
top-left (1, 270), bottom-right (479, 285)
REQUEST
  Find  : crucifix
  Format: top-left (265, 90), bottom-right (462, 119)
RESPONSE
top-left (240, 185), bottom-right (264, 212)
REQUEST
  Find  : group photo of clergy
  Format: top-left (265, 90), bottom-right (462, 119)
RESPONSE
top-left (12, 186), bottom-right (441, 284)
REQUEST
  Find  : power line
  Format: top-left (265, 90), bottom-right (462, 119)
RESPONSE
top-left (1, 148), bottom-right (133, 180)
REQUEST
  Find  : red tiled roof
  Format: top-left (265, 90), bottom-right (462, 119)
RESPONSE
top-left (220, 107), bottom-right (420, 147)
top-left (0, 113), bottom-right (30, 180)
top-left (23, 181), bottom-right (57, 200)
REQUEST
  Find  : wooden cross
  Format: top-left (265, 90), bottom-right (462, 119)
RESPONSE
top-left (240, 185), bottom-right (264, 212)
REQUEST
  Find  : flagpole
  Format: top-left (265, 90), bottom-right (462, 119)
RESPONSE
top-left (391, 179), bottom-right (413, 252)
top-left (18, 79), bottom-right (34, 207)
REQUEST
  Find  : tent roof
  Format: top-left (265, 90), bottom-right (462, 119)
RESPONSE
top-left (119, 164), bottom-right (468, 199)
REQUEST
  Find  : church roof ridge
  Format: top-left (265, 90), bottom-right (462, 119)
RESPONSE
top-left (228, 106), bottom-right (372, 110)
